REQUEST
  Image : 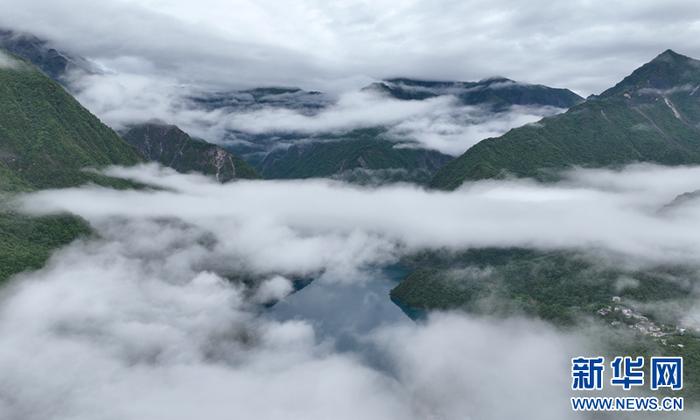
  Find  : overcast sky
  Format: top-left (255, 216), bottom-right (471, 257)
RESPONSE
top-left (2, 0), bottom-right (700, 95)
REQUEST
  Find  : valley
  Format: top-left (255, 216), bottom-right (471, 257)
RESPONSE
top-left (2, 8), bottom-right (700, 418)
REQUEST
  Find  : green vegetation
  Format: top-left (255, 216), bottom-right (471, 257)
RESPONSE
top-left (392, 248), bottom-right (693, 323)
top-left (260, 128), bottom-right (452, 184)
top-left (0, 56), bottom-right (141, 189)
top-left (392, 50), bottom-right (700, 403)
top-left (431, 50), bottom-right (700, 189)
top-left (0, 212), bottom-right (91, 282)
top-left (122, 123), bottom-right (259, 181)
top-left (0, 51), bottom-right (142, 283)
top-left (391, 248), bottom-right (700, 400)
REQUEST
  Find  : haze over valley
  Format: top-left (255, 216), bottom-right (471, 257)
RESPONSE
top-left (2, 2), bottom-right (700, 419)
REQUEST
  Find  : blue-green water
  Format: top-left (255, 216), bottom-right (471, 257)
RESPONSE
top-left (268, 266), bottom-right (412, 352)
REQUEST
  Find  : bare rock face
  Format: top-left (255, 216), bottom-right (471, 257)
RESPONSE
top-left (122, 123), bottom-right (258, 182)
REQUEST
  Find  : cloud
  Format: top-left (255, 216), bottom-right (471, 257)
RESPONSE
top-left (3, 0), bottom-right (700, 96)
top-left (254, 275), bottom-right (294, 304)
top-left (0, 238), bottom-right (689, 419)
top-left (69, 71), bottom-right (226, 134)
top-left (0, 237), bottom-right (651, 420)
top-left (219, 91), bottom-right (454, 134)
top-left (387, 104), bottom-right (563, 155)
top-left (70, 73), bottom-right (563, 156)
top-left (18, 163), bottom-right (700, 268)
top-left (0, 50), bottom-right (20, 69)
top-left (0, 234), bottom-right (410, 420)
top-left (215, 91), bottom-right (564, 157)
top-left (2, 164), bottom-right (700, 419)
top-left (3, 3), bottom-right (700, 416)
top-left (371, 314), bottom-right (583, 420)
top-left (214, 91), bottom-right (564, 156)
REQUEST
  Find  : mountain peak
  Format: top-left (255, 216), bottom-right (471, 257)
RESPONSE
top-left (654, 49), bottom-right (687, 61)
top-left (0, 28), bottom-right (97, 81)
top-left (600, 49), bottom-right (700, 97)
top-left (478, 76), bottom-right (513, 84)
top-left (364, 76), bottom-right (582, 108)
top-left (122, 123), bottom-right (259, 181)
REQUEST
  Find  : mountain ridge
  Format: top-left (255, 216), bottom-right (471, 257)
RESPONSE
top-left (122, 122), bottom-right (259, 181)
top-left (0, 49), bottom-right (141, 190)
top-left (430, 49), bottom-right (700, 189)
top-left (0, 50), bottom-right (142, 284)
top-left (599, 49), bottom-right (700, 98)
top-left (0, 29), bottom-right (96, 82)
top-left (363, 76), bottom-right (584, 109)
top-left (257, 128), bottom-right (452, 184)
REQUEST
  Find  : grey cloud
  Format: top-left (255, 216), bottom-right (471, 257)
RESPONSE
top-left (387, 104), bottom-right (564, 155)
top-left (3, 3), bottom-right (700, 418)
top-left (0, 50), bottom-right (21, 69)
top-left (10, 1), bottom-right (694, 159)
top-left (18, 163), bottom-right (700, 268)
top-left (2, 164), bottom-right (700, 419)
top-left (219, 92), bottom-right (455, 135)
top-left (0, 234), bottom-right (410, 420)
top-left (253, 275), bottom-right (294, 304)
top-left (0, 229), bottom-right (691, 419)
top-left (0, 226), bottom-right (658, 420)
top-left (2, 0), bottom-right (700, 95)
top-left (70, 73), bottom-right (562, 156)
top-left (218, 92), bottom-right (563, 157)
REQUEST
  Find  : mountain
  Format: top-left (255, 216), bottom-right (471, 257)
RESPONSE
top-left (391, 248), bottom-right (693, 322)
top-left (122, 123), bottom-right (259, 181)
top-left (404, 50), bottom-right (700, 316)
top-left (388, 245), bottom-right (700, 394)
top-left (189, 87), bottom-right (331, 114)
top-left (600, 49), bottom-right (700, 97)
top-left (1, 29), bottom-right (583, 187)
top-left (0, 50), bottom-right (140, 283)
top-left (194, 79), bottom-right (579, 184)
top-left (663, 189), bottom-right (700, 211)
top-left (258, 128), bottom-right (452, 184)
top-left (389, 51), bottom-right (700, 397)
top-left (431, 50), bottom-right (700, 189)
top-left (0, 29), bottom-right (95, 82)
top-left (364, 77), bottom-right (583, 109)
top-left (0, 51), bottom-right (141, 190)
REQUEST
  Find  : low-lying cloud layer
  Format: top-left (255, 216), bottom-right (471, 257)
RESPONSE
top-left (20, 163), bottom-right (700, 267)
top-left (220, 92), bottom-right (454, 135)
top-left (0, 239), bottom-right (593, 420)
top-left (2, 164), bottom-right (700, 419)
top-left (387, 103), bottom-right (562, 155)
top-left (72, 73), bottom-right (561, 156)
